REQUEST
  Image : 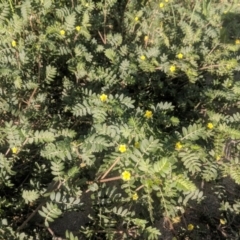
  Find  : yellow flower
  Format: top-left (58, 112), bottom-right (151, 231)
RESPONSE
top-left (132, 193), bottom-right (138, 200)
top-left (220, 218), bottom-right (227, 225)
top-left (60, 30), bottom-right (65, 36)
top-left (187, 224), bottom-right (194, 231)
top-left (122, 170), bottom-right (131, 181)
top-left (207, 122), bottom-right (214, 129)
top-left (159, 3), bottom-right (164, 8)
top-left (216, 155), bottom-right (221, 161)
top-left (175, 142), bottom-right (183, 150)
top-left (165, 0), bottom-right (169, 2)
top-left (170, 65), bottom-right (176, 72)
top-left (172, 216), bottom-right (181, 224)
top-left (80, 162), bottom-right (86, 168)
top-left (119, 144), bottom-right (127, 153)
top-left (177, 53), bottom-right (183, 59)
top-left (75, 26), bottom-right (81, 32)
top-left (235, 39), bottom-right (240, 45)
top-left (100, 94), bottom-right (108, 102)
top-left (11, 40), bottom-right (17, 47)
top-left (12, 147), bottom-right (18, 154)
top-left (144, 110), bottom-right (153, 119)
top-left (140, 55), bottom-right (146, 61)
top-left (134, 17), bottom-right (139, 21)
top-left (134, 142), bottom-right (140, 148)
top-left (144, 35), bottom-right (149, 41)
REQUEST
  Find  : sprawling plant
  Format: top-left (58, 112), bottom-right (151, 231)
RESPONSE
top-left (0, 0), bottom-right (240, 239)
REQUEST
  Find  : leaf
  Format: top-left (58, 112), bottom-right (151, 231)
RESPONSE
top-left (45, 65), bottom-right (57, 84)
top-left (65, 230), bottom-right (79, 240)
top-left (0, 3), bottom-right (10, 24)
top-left (55, 192), bottom-right (61, 202)
top-left (22, 190), bottom-right (39, 204)
top-left (43, 0), bottom-right (52, 9)
top-left (67, 166), bottom-right (79, 178)
top-left (138, 158), bottom-right (151, 172)
top-left (33, 130), bottom-right (55, 143)
top-left (178, 151), bottom-right (201, 174)
top-left (230, 167), bottom-right (240, 184)
top-left (156, 102), bottom-right (174, 111)
top-left (41, 142), bottom-right (72, 161)
top-left (39, 210), bottom-right (46, 218)
top-left (105, 49), bottom-right (116, 62)
top-left (176, 177), bottom-right (196, 192)
top-left (182, 124), bottom-right (205, 141)
top-left (39, 202), bottom-right (62, 227)
top-left (72, 101), bottom-right (92, 117)
top-left (152, 158), bottom-right (171, 177)
top-left (88, 183), bottom-right (98, 192)
top-left (140, 136), bottom-right (160, 155)
top-left (65, 13), bottom-right (76, 30)
top-left (182, 189), bottom-right (204, 206)
top-left (82, 11), bottom-right (89, 25)
top-left (50, 161), bottom-right (65, 176)
top-left (144, 226), bottom-right (161, 240)
top-left (14, 76), bottom-right (22, 89)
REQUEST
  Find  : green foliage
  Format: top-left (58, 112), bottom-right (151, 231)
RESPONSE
top-left (22, 190), bottom-right (39, 204)
top-left (66, 230), bottom-right (79, 240)
top-left (181, 124), bottom-right (206, 141)
top-left (0, 0), bottom-right (240, 239)
top-left (38, 202), bottom-right (62, 227)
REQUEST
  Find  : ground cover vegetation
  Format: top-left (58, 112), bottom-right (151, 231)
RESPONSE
top-left (0, 0), bottom-right (240, 239)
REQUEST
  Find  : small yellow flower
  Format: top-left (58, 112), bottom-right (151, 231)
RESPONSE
top-left (187, 224), bottom-right (194, 231)
top-left (11, 40), bottom-right (17, 47)
top-left (175, 142), bottom-right (183, 150)
top-left (134, 142), bottom-right (140, 148)
top-left (235, 39), bottom-right (240, 45)
top-left (144, 110), bottom-right (153, 119)
top-left (207, 122), bottom-right (214, 129)
top-left (119, 144), bottom-right (127, 153)
top-left (159, 3), bottom-right (164, 8)
top-left (220, 218), bottom-right (227, 225)
top-left (85, 3), bottom-right (89, 7)
top-left (80, 162), bottom-right (86, 168)
top-left (177, 53), bottom-right (183, 59)
top-left (170, 65), bottom-right (176, 72)
top-left (60, 30), bottom-right (65, 36)
top-left (75, 26), bottom-right (81, 32)
top-left (100, 94), bottom-right (108, 102)
top-left (140, 55), bottom-right (146, 61)
top-left (132, 192), bottom-right (138, 200)
top-left (216, 155), bottom-right (221, 161)
top-left (172, 216), bottom-right (181, 224)
top-left (122, 170), bottom-right (131, 181)
top-left (165, 0), bottom-right (169, 2)
top-left (144, 35), bottom-right (149, 41)
top-left (12, 147), bottom-right (18, 154)
top-left (134, 17), bottom-right (139, 21)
